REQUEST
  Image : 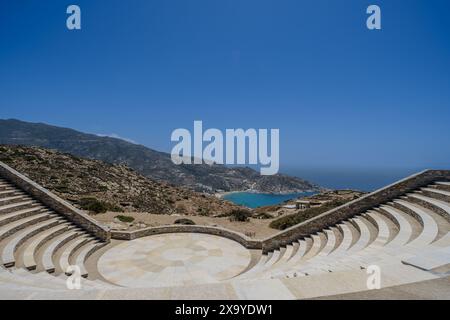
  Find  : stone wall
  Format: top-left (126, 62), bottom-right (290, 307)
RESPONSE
top-left (260, 169), bottom-right (450, 253)
top-left (112, 225), bottom-right (262, 250)
top-left (0, 161), bottom-right (111, 241)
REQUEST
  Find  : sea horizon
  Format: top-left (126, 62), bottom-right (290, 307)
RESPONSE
top-left (285, 167), bottom-right (429, 192)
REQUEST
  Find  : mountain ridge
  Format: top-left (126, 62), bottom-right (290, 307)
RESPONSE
top-left (0, 119), bottom-right (321, 193)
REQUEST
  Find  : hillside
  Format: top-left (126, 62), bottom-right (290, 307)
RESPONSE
top-left (0, 145), bottom-right (242, 216)
top-left (0, 119), bottom-right (320, 193)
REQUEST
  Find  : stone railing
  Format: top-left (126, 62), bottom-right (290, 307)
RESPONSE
top-left (260, 169), bottom-right (450, 253)
top-left (0, 161), bottom-right (111, 241)
top-left (112, 225), bottom-right (262, 249)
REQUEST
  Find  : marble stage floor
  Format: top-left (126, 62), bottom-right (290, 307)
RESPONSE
top-left (97, 233), bottom-right (252, 288)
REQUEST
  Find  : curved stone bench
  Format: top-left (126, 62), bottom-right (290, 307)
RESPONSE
top-left (70, 240), bottom-right (103, 277)
top-left (57, 237), bottom-right (90, 275)
top-left (0, 195), bottom-right (32, 207)
top-left (393, 199), bottom-right (439, 246)
top-left (0, 213), bottom-right (51, 242)
top-left (347, 217), bottom-right (372, 253)
top-left (0, 206), bottom-right (46, 227)
top-left (318, 228), bottom-right (337, 257)
top-left (1, 218), bottom-right (62, 267)
top-left (0, 200), bottom-right (39, 215)
top-left (40, 231), bottom-right (82, 273)
top-left (434, 181), bottom-right (450, 192)
top-left (268, 239), bottom-right (308, 278)
top-left (378, 206), bottom-right (415, 246)
top-left (421, 188), bottom-right (450, 203)
top-left (294, 223), bottom-right (355, 275)
top-left (21, 224), bottom-right (70, 270)
top-left (408, 193), bottom-right (450, 222)
top-left (0, 189), bottom-right (23, 199)
top-left (364, 210), bottom-right (393, 247)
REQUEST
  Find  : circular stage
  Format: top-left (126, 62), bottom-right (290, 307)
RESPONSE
top-left (97, 233), bottom-right (252, 288)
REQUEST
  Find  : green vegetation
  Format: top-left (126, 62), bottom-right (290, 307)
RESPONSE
top-left (79, 197), bottom-right (108, 213)
top-left (78, 197), bottom-right (123, 214)
top-left (269, 200), bottom-right (347, 230)
top-left (0, 155), bottom-right (13, 163)
top-left (254, 212), bottom-right (273, 219)
top-left (115, 215), bottom-right (135, 223)
top-left (98, 185), bottom-right (108, 192)
top-left (174, 218), bottom-right (196, 225)
top-left (229, 209), bottom-right (252, 222)
top-left (24, 155), bottom-right (38, 161)
top-left (196, 207), bottom-right (211, 216)
top-left (54, 184), bottom-right (69, 193)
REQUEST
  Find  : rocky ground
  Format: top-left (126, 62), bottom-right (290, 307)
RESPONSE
top-left (0, 144), bottom-right (365, 235)
top-left (0, 145), bottom-right (242, 216)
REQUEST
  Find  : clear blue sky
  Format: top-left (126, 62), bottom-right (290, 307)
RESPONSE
top-left (1, 0), bottom-right (450, 175)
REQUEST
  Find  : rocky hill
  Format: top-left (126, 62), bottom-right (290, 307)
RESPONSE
top-left (0, 145), bottom-right (242, 216)
top-left (0, 119), bottom-right (320, 193)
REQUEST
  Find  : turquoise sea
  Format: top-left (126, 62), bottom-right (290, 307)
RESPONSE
top-left (222, 192), bottom-right (316, 209)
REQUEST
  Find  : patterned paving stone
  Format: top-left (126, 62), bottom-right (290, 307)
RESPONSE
top-left (98, 233), bottom-right (251, 288)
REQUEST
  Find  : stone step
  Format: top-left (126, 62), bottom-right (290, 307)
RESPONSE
top-left (393, 199), bottom-right (439, 246)
top-left (263, 249), bottom-right (281, 268)
top-left (57, 237), bottom-right (93, 275)
top-left (0, 213), bottom-right (51, 242)
top-left (284, 233), bottom-right (330, 277)
top-left (377, 206), bottom-right (416, 246)
top-left (21, 224), bottom-right (71, 270)
top-left (318, 228), bottom-right (337, 257)
top-left (408, 193), bottom-right (450, 222)
top-left (347, 217), bottom-right (373, 253)
top-left (272, 240), bottom-right (308, 277)
top-left (433, 181), bottom-right (450, 192)
top-left (40, 231), bottom-right (83, 273)
top-left (0, 206), bottom-right (47, 227)
top-left (0, 183), bottom-right (14, 192)
top-left (291, 223), bottom-right (356, 275)
top-left (364, 210), bottom-right (393, 247)
top-left (234, 252), bottom-right (271, 279)
top-left (276, 244), bottom-right (295, 265)
top-left (0, 200), bottom-right (39, 215)
top-left (301, 234), bottom-right (323, 262)
top-left (421, 187), bottom-right (450, 203)
top-left (243, 245), bottom-right (295, 280)
top-left (70, 240), bottom-right (103, 277)
top-left (1, 218), bottom-right (64, 267)
top-left (359, 214), bottom-right (379, 244)
top-left (0, 195), bottom-right (33, 207)
top-left (0, 189), bottom-right (24, 199)
top-left (302, 219), bottom-right (373, 273)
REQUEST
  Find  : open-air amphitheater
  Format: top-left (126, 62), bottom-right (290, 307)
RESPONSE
top-left (0, 160), bottom-right (450, 299)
